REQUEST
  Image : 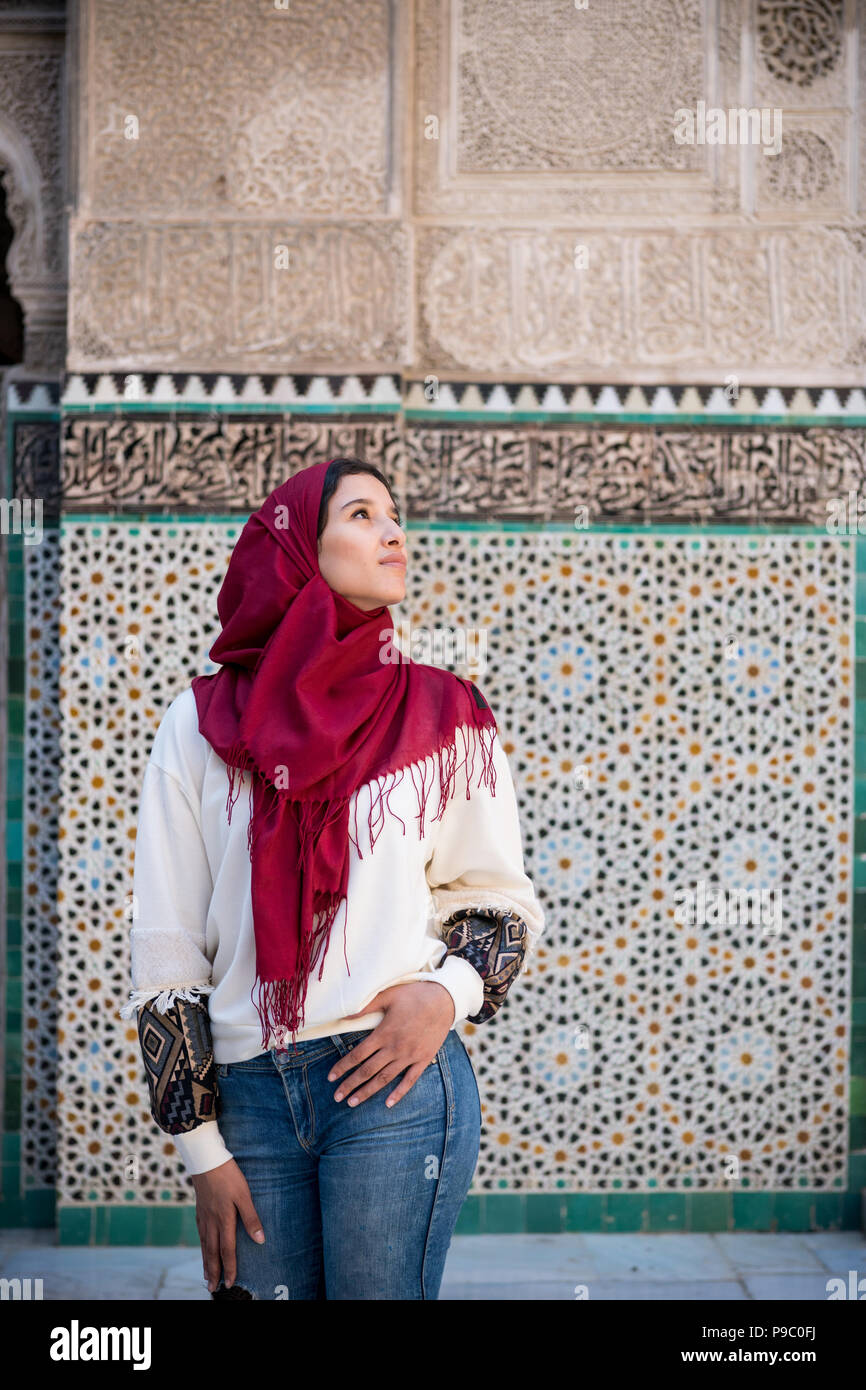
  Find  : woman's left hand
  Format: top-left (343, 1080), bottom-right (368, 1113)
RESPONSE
top-left (327, 980), bottom-right (455, 1108)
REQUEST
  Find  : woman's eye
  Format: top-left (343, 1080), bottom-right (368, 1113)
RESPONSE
top-left (351, 508), bottom-right (402, 525)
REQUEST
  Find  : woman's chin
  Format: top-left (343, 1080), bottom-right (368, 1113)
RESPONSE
top-left (376, 574), bottom-right (407, 605)
top-left (338, 577), bottom-right (406, 611)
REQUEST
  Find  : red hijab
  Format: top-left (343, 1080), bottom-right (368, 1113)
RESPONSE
top-left (191, 459), bottom-right (498, 1049)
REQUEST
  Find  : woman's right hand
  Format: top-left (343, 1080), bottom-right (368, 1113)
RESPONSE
top-left (190, 1158), bottom-right (265, 1292)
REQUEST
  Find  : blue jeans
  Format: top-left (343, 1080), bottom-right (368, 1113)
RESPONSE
top-left (210, 1026), bottom-right (481, 1300)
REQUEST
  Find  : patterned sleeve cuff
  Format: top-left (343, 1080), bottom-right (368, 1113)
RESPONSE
top-left (170, 1119), bottom-right (234, 1177)
top-left (439, 905), bottom-right (529, 1024)
top-left (137, 993), bottom-right (219, 1135)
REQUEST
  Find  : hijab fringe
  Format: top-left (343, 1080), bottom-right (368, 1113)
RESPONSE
top-left (231, 716), bottom-right (497, 1050)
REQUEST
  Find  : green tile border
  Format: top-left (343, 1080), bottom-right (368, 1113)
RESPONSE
top-left (58, 400), bottom-right (866, 429)
top-left (5, 404), bottom-right (866, 1239)
top-left (48, 1189), bottom-right (865, 1244)
top-left (405, 411), bottom-right (866, 428)
top-left (51, 517), bottom-right (866, 535)
top-left (851, 533), bottom-right (866, 1241)
top-left (2, 407), bottom-right (59, 1220)
top-left (0, 1189), bottom-right (55, 1228)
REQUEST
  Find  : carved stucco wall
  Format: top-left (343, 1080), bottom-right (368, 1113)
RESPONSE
top-left (0, 2), bottom-right (67, 373)
top-left (67, 0), bottom-right (865, 382)
top-left (69, 0), bottom-right (407, 371)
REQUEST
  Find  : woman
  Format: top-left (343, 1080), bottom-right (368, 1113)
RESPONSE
top-left (120, 456), bottom-right (544, 1300)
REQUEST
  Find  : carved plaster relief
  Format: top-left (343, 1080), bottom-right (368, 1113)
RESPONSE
top-left (456, 0), bottom-right (705, 172)
top-left (68, 220), bottom-right (410, 369)
top-left (68, 0), bottom-right (405, 369)
top-left (0, 33), bottom-right (67, 370)
top-left (413, 0), bottom-right (865, 381)
top-left (82, 0), bottom-right (394, 219)
top-left (63, 0), bottom-right (866, 379)
top-left (755, 0), bottom-right (848, 103)
top-left (415, 0), bottom-right (725, 220)
top-left (48, 413), bottom-right (866, 525)
top-left (415, 225), bottom-right (866, 377)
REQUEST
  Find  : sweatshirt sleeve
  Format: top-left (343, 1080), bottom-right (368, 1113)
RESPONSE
top-left (420, 721), bottom-right (544, 1023)
top-left (118, 753), bottom-right (233, 1177)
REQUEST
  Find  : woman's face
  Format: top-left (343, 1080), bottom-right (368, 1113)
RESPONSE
top-left (317, 473), bottom-right (407, 611)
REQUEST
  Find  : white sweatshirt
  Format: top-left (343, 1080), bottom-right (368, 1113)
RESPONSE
top-left (120, 685), bottom-right (544, 1176)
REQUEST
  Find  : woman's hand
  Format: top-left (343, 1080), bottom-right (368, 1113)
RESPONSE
top-left (327, 980), bottom-right (456, 1109)
top-left (190, 1157), bottom-right (265, 1293)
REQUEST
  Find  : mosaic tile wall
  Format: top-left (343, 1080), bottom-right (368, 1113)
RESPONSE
top-left (3, 383), bottom-right (866, 1241)
top-left (54, 523), bottom-right (855, 1203)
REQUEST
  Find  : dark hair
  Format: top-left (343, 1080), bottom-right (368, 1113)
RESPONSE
top-left (315, 456), bottom-right (400, 542)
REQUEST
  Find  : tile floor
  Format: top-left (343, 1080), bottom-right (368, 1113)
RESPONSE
top-left (1, 1229), bottom-right (865, 1299)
